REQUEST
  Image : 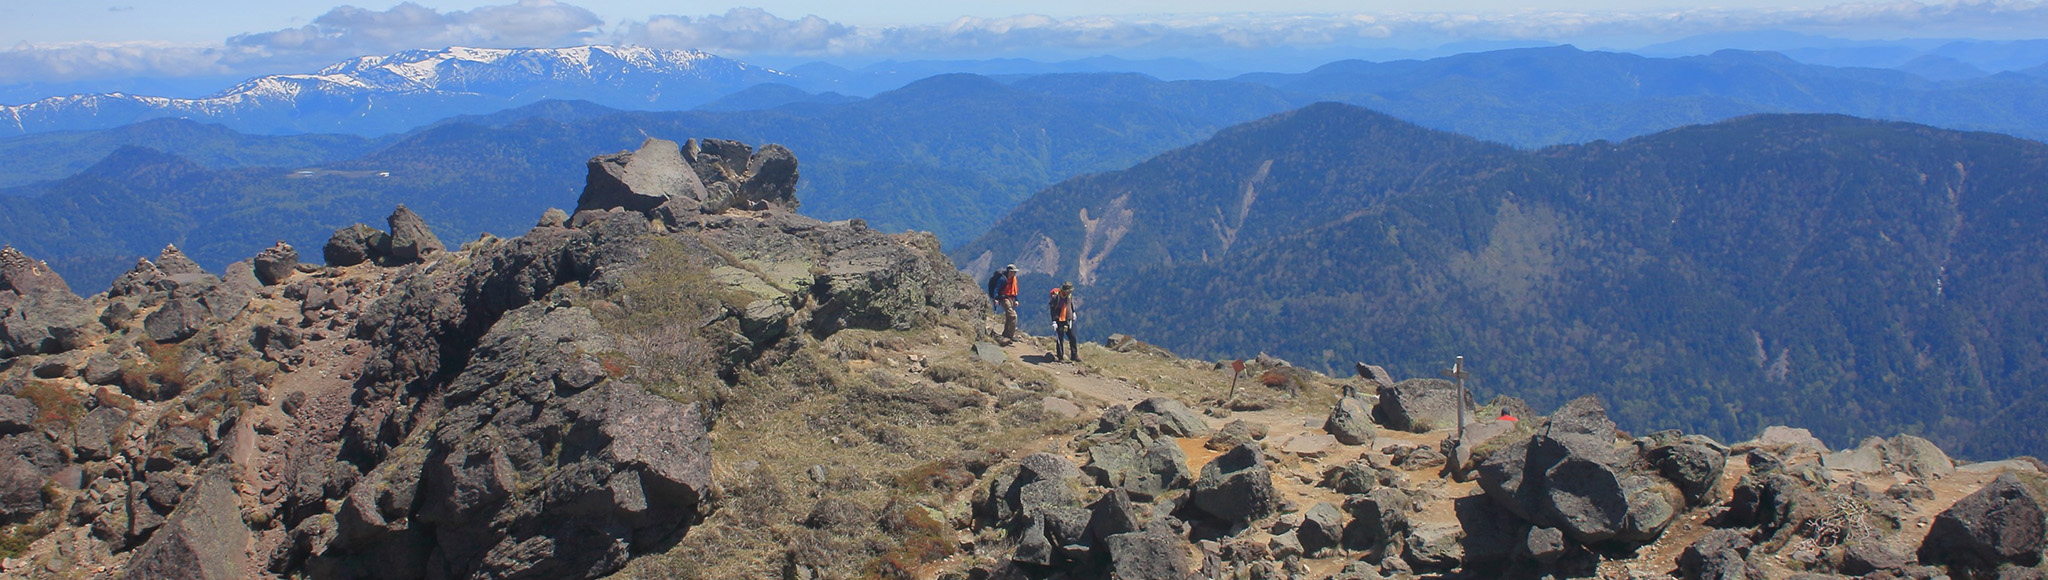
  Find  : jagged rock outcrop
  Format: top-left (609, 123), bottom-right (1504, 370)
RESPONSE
top-left (1474, 395), bottom-right (1688, 545)
top-left (577, 138), bottom-right (710, 215)
top-left (578, 137), bottom-right (802, 221)
top-left (0, 246), bottom-right (96, 357)
top-left (324, 224), bottom-right (388, 267)
top-left (155, 244), bottom-right (205, 275)
top-left (381, 205), bottom-right (444, 264)
top-left (120, 468), bottom-right (247, 580)
top-left (253, 241), bottom-right (300, 285)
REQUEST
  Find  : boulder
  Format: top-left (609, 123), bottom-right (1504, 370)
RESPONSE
top-left (576, 138), bottom-right (710, 216)
top-left (324, 224), bottom-right (388, 267)
top-left (1321, 461), bottom-right (1385, 495)
top-left (1755, 426), bottom-right (1829, 455)
top-left (1650, 437), bottom-right (1728, 506)
top-left (1822, 438), bottom-right (1886, 474)
top-left (1476, 395), bottom-right (1679, 545)
top-left (1326, 395), bottom-right (1376, 446)
top-left (1524, 526), bottom-right (1568, 564)
top-left (1134, 397), bottom-right (1211, 437)
top-left (1404, 521), bottom-right (1466, 571)
top-left (145, 295), bottom-right (207, 343)
top-left (1918, 472), bottom-right (2048, 572)
top-left (108, 258), bottom-right (164, 297)
top-left (1083, 439), bottom-right (1193, 501)
top-left (1342, 488), bottom-right (1412, 549)
top-left (537, 208), bottom-right (570, 228)
top-left (1193, 444), bottom-right (1279, 525)
top-left (1352, 362), bottom-right (1395, 390)
top-left (120, 468), bottom-right (248, 580)
top-left (0, 246), bottom-right (74, 297)
top-left (739, 143), bottom-right (800, 209)
top-left (1106, 528), bottom-right (1196, 580)
top-left (971, 342), bottom-right (1005, 364)
top-left (253, 241), bottom-right (300, 285)
top-left (1840, 540), bottom-right (1908, 575)
top-left (0, 396), bottom-right (32, 434)
top-left (1678, 529), bottom-right (1762, 580)
top-left (1087, 489), bottom-right (1144, 543)
top-left (72, 406), bottom-right (131, 461)
top-left (1282, 433), bottom-right (1338, 458)
top-left (381, 205), bottom-right (444, 264)
top-left (1883, 434), bottom-right (1954, 479)
top-left (1207, 419), bottom-right (1267, 451)
top-left (1298, 502), bottom-right (1346, 555)
top-left (0, 455), bottom-right (47, 520)
top-left (1373, 378), bottom-right (1475, 433)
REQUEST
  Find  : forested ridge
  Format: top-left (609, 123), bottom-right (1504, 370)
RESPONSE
top-left (964, 103), bottom-right (2048, 459)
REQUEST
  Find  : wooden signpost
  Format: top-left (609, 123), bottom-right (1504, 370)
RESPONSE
top-left (1441, 355), bottom-right (1471, 472)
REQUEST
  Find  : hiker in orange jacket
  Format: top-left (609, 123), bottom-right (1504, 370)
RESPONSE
top-left (986, 264), bottom-right (1021, 343)
top-left (1050, 282), bottom-right (1078, 361)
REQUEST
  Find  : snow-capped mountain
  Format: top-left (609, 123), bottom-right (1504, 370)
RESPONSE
top-left (0, 46), bottom-right (791, 136)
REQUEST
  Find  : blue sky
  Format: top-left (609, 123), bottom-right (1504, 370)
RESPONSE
top-left (5, 0), bottom-right (2048, 86)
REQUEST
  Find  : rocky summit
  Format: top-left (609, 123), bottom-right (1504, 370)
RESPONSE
top-left (1, 139), bottom-right (2046, 580)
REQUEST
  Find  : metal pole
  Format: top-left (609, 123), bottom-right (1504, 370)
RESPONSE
top-left (1441, 355), bottom-right (1470, 473)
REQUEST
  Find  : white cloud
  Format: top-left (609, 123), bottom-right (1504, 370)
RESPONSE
top-left (0, 42), bottom-right (232, 82)
top-left (227, 0), bottom-right (604, 57)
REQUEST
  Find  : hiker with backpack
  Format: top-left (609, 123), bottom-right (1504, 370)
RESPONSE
top-left (1050, 282), bottom-right (1079, 362)
top-left (986, 264), bottom-right (1021, 343)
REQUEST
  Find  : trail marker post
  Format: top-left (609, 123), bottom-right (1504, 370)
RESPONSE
top-left (1440, 355), bottom-right (1471, 473)
top-left (1228, 359), bottom-right (1246, 404)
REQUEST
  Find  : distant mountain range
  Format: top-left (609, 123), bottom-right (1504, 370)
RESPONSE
top-left (960, 103), bottom-right (2048, 460)
top-left (0, 73), bottom-right (1297, 290)
top-left (6, 43), bottom-right (2048, 148)
top-left (0, 46), bottom-right (789, 136)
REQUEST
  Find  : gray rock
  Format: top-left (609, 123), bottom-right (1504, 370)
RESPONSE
top-left (1207, 419), bottom-right (1268, 451)
top-left (107, 258), bottom-right (163, 297)
top-left (1476, 395), bottom-right (1678, 545)
top-left (1193, 444), bottom-right (1278, 525)
top-left (0, 395), bottom-right (32, 435)
top-left (1883, 434), bottom-right (1954, 479)
top-left (1756, 426), bottom-right (1830, 455)
top-left (382, 205), bottom-right (444, 264)
top-left (1404, 521), bottom-right (1466, 571)
top-left (1918, 472), bottom-right (2048, 573)
top-left (1342, 488), bottom-right (1412, 549)
top-left (739, 143), bottom-right (800, 209)
top-left (576, 138), bottom-right (709, 216)
top-left (83, 353), bottom-right (123, 386)
top-left (1524, 526), bottom-right (1567, 564)
top-left (144, 295), bottom-right (207, 343)
top-left (1822, 438), bottom-right (1886, 474)
top-left (1321, 461), bottom-right (1383, 495)
top-left (1107, 528), bottom-right (1196, 580)
top-left (1326, 396), bottom-right (1376, 446)
top-left (1267, 530), bottom-right (1303, 559)
top-left (155, 244), bottom-right (205, 276)
top-left (72, 407), bottom-right (131, 461)
top-left (1651, 438), bottom-right (1728, 506)
top-left (1134, 397), bottom-right (1212, 437)
top-left (324, 224), bottom-right (388, 267)
top-left (1678, 529), bottom-right (1762, 580)
top-left (121, 468), bottom-right (248, 580)
top-left (1298, 502), bottom-right (1345, 555)
top-left (972, 342), bottom-right (1006, 364)
top-left (1282, 433), bottom-right (1338, 457)
top-left (1353, 362), bottom-right (1395, 390)
top-left (0, 249), bottom-right (95, 356)
top-left (1088, 490), bottom-right (1143, 543)
top-left (1840, 540), bottom-right (1907, 575)
top-left (1013, 516), bottom-right (1056, 566)
top-left (1084, 439), bottom-right (1193, 501)
top-left (253, 241), bottom-right (300, 285)
top-left (1372, 378), bottom-right (1474, 433)
top-left (0, 455), bottom-right (47, 520)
